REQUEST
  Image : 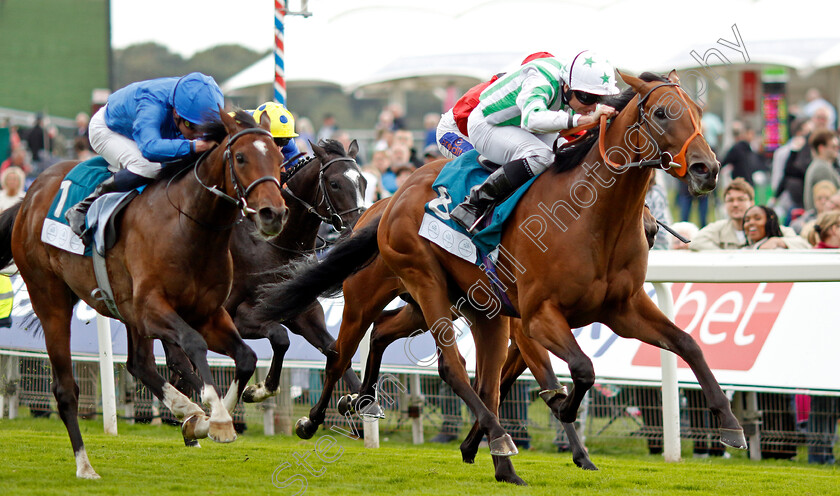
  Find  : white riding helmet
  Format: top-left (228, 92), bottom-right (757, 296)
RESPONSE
top-left (563, 50), bottom-right (620, 96)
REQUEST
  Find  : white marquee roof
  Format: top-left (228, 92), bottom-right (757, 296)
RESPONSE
top-left (223, 0), bottom-right (840, 94)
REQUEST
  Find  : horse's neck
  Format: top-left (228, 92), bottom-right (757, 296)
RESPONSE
top-left (277, 160), bottom-right (325, 251)
top-left (176, 151), bottom-right (240, 242)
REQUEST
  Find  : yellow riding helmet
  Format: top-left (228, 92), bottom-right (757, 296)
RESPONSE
top-left (252, 102), bottom-right (298, 138)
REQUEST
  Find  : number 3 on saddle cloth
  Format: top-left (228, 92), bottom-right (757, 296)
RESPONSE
top-left (42, 156), bottom-right (144, 318)
top-left (421, 150), bottom-right (539, 316)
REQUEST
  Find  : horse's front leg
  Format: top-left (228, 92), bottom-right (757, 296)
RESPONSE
top-left (510, 320), bottom-right (596, 470)
top-left (199, 307), bottom-right (258, 418)
top-left (603, 290), bottom-right (746, 450)
top-left (234, 300), bottom-right (291, 403)
top-left (522, 301), bottom-right (595, 425)
top-left (137, 294), bottom-right (239, 444)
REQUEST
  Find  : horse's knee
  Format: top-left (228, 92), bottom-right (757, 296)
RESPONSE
top-left (237, 345), bottom-right (258, 377)
top-left (267, 327), bottom-right (291, 353)
top-left (569, 358), bottom-right (595, 390)
top-left (181, 333), bottom-right (208, 358)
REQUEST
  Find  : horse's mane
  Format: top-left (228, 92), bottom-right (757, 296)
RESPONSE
top-left (157, 109), bottom-right (260, 183)
top-left (551, 72), bottom-right (671, 174)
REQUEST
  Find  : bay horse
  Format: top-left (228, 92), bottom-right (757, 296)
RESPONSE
top-left (252, 196), bottom-right (654, 471)
top-left (257, 70), bottom-right (747, 485)
top-left (0, 110), bottom-right (288, 479)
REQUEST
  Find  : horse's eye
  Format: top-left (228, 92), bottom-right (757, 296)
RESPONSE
top-left (329, 180), bottom-right (339, 189)
top-left (235, 152), bottom-right (245, 163)
top-left (654, 108), bottom-right (667, 119)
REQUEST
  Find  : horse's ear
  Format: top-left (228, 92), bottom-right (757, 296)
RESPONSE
top-left (618, 70), bottom-right (645, 93)
top-left (348, 139), bottom-right (359, 159)
top-left (258, 110), bottom-right (272, 132)
top-left (667, 69), bottom-right (680, 85)
top-left (219, 105), bottom-right (238, 134)
top-left (311, 140), bottom-right (326, 161)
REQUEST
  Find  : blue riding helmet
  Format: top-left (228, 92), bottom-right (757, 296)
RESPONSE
top-left (171, 72), bottom-right (225, 125)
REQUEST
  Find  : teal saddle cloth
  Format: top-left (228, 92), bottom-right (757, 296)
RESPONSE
top-left (424, 150), bottom-right (538, 264)
top-left (46, 157), bottom-right (143, 256)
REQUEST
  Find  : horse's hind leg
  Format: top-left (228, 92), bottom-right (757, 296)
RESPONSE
top-left (294, 260), bottom-right (398, 440)
top-left (162, 341), bottom-right (203, 398)
top-left (344, 302), bottom-right (425, 417)
top-left (33, 284), bottom-right (100, 478)
top-left (604, 291), bottom-right (746, 449)
top-left (467, 313), bottom-right (525, 485)
top-left (288, 304), bottom-right (362, 392)
top-left (460, 340), bottom-right (526, 464)
top-left (127, 332), bottom-right (205, 445)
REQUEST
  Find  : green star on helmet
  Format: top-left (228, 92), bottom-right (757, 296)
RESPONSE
top-left (601, 73), bottom-right (611, 84)
top-left (584, 57), bottom-right (595, 67)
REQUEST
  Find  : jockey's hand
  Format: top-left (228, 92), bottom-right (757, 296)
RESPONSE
top-left (594, 104), bottom-right (617, 118)
top-left (193, 139), bottom-right (214, 153)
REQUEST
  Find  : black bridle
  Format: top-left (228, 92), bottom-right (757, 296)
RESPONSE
top-left (196, 127), bottom-right (283, 215)
top-left (169, 127), bottom-right (283, 230)
top-left (282, 155), bottom-right (365, 231)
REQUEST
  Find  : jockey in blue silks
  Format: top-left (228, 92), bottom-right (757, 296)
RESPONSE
top-left (65, 72), bottom-right (224, 236)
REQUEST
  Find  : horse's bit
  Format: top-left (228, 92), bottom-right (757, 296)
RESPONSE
top-left (282, 155), bottom-right (365, 231)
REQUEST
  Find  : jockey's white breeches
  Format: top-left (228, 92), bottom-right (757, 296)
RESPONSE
top-left (89, 107), bottom-right (162, 178)
top-left (467, 110), bottom-right (558, 175)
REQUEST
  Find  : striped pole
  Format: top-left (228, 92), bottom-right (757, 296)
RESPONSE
top-left (274, 0), bottom-right (287, 105)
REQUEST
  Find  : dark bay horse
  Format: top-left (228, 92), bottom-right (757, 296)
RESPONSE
top-left (0, 110), bottom-right (287, 478)
top-left (257, 71), bottom-right (747, 485)
top-left (229, 139), bottom-right (366, 403)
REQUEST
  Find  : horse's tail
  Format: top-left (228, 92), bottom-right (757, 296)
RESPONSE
top-left (0, 202), bottom-right (21, 269)
top-left (255, 215), bottom-right (383, 322)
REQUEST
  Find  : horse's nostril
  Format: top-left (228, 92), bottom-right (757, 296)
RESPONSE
top-left (689, 162), bottom-right (710, 177)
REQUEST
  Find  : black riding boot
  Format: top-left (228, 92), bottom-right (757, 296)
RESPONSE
top-left (65, 176), bottom-right (119, 237)
top-left (450, 158), bottom-right (533, 234)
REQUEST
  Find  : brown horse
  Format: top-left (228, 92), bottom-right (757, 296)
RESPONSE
top-left (0, 110), bottom-right (288, 479)
top-left (257, 71), bottom-right (746, 485)
top-left (253, 197), bottom-right (653, 471)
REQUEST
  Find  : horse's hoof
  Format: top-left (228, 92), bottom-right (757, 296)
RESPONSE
top-left (720, 428), bottom-right (747, 450)
top-left (460, 441), bottom-right (478, 463)
top-left (295, 417), bottom-right (317, 440)
top-left (539, 386), bottom-right (569, 404)
top-left (488, 433), bottom-right (518, 456)
top-left (182, 414), bottom-right (210, 441)
top-left (184, 437), bottom-right (201, 448)
top-left (337, 394), bottom-right (357, 416)
top-left (358, 400), bottom-right (385, 419)
top-left (76, 469), bottom-right (101, 480)
top-left (208, 420), bottom-right (237, 443)
top-left (496, 472), bottom-right (527, 486)
top-left (241, 384), bottom-right (259, 403)
top-left (575, 456), bottom-right (598, 471)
